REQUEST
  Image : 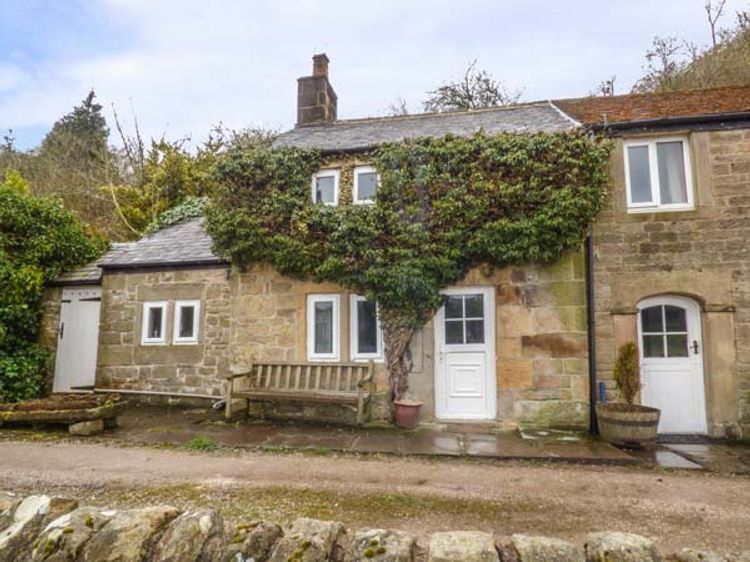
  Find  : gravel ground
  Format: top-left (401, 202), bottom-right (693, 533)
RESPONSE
top-left (1, 439), bottom-right (749, 557)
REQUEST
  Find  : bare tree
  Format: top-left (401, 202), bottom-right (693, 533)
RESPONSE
top-left (387, 97), bottom-right (411, 116)
top-left (423, 59), bottom-right (522, 112)
top-left (591, 76), bottom-right (617, 97)
top-left (706, 0), bottom-right (728, 47)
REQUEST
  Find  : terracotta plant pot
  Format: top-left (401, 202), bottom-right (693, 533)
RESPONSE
top-left (596, 402), bottom-right (660, 449)
top-left (393, 400), bottom-right (423, 429)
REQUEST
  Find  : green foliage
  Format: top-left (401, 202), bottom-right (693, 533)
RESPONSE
top-left (207, 131), bottom-right (611, 400)
top-left (185, 435), bottom-right (218, 451)
top-left (0, 174), bottom-right (106, 401)
top-left (613, 342), bottom-right (640, 405)
top-left (144, 196), bottom-right (209, 234)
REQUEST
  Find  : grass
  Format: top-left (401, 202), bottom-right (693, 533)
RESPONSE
top-left (185, 435), bottom-right (218, 451)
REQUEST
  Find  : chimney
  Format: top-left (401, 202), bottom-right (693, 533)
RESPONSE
top-left (297, 53), bottom-right (337, 126)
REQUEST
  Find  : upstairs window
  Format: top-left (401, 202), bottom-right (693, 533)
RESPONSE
top-left (307, 294), bottom-right (340, 361)
top-left (624, 138), bottom-right (693, 212)
top-left (353, 166), bottom-right (379, 204)
top-left (350, 295), bottom-right (383, 361)
top-left (174, 300), bottom-right (200, 344)
top-left (142, 302), bottom-right (167, 345)
top-left (312, 170), bottom-right (339, 206)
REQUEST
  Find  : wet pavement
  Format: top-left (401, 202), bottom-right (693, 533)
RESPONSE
top-left (9, 404), bottom-right (750, 472)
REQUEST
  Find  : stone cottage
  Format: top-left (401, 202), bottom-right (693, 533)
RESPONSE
top-left (42, 55), bottom-right (750, 438)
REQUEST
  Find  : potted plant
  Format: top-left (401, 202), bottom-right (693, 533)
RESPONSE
top-left (393, 399), bottom-right (423, 429)
top-left (596, 342), bottom-right (660, 449)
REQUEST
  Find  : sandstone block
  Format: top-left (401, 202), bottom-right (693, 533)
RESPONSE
top-left (0, 495), bottom-right (78, 562)
top-left (511, 534), bottom-right (584, 562)
top-left (345, 528), bottom-right (416, 562)
top-left (79, 506), bottom-right (181, 562)
top-left (31, 506), bottom-right (113, 562)
top-left (584, 532), bottom-right (661, 562)
top-left (69, 419), bottom-right (104, 436)
top-left (428, 531), bottom-right (498, 562)
top-left (151, 509), bottom-right (224, 562)
top-left (268, 518), bottom-right (345, 562)
top-left (223, 520), bottom-right (283, 562)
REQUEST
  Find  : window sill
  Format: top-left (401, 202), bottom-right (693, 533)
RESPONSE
top-left (626, 205), bottom-right (695, 215)
top-left (141, 340), bottom-right (166, 346)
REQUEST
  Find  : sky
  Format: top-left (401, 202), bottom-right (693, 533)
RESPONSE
top-left (1, 0), bottom-right (748, 150)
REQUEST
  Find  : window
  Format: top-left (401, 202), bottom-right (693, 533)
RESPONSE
top-left (307, 294), bottom-right (340, 360)
top-left (443, 294), bottom-right (485, 345)
top-left (640, 304), bottom-right (689, 358)
top-left (350, 295), bottom-right (383, 361)
top-left (353, 166), bottom-right (379, 204)
top-left (141, 302), bottom-right (167, 345)
top-left (311, 170), bottom-right (339, 205)
top-left (174, 300), bottom-right (201, 344)
top-left (624, 138), bottom-right (693, 212)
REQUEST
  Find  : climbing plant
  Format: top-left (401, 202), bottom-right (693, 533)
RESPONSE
top-left (0, 171), bottom-right (106, 402)
top-left (206, 131), bottom-right (612, 408)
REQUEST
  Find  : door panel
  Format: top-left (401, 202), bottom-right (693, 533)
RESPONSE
top-left (435, 288), bottom-right (496, 420)
top-left (638, 296), bottom-right (707, 434)
top-left (53, 287), bottom-right (101, 392)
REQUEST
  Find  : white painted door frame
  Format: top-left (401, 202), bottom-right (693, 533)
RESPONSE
top-left (53, 286), bottom-right (102, 392)
top-left (637, 295), bottom-right (708, 434)
top-left (434, 286), bottom-right (497, 420)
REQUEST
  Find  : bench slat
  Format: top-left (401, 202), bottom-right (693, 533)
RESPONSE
top-left (235, 390), bottom-right (365, 405)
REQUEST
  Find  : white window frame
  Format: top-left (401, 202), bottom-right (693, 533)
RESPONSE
top-left (311, 169), bottom-right (340, 206)
top-left (352, 165), bottom-right (378, 205)
top-left (307, 294), bottom-right (340, 361)
top-left (141, 301), bottom-right (168, 345)
top-left (623, 137), bottom-right (694, 213)
top-left (173, 300), bottom-right (201, 345)
top-left (349, 294), bottom-right (384, 362)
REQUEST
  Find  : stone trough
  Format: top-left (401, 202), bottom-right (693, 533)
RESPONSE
top-left (0, 394), bottom-right (127, 435)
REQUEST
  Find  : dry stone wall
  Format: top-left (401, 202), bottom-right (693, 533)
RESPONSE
top-left (1, 495), bottom-right (746, 562)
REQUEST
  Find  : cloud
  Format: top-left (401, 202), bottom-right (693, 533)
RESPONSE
top-left (0, 0), bottom-right (746, 149)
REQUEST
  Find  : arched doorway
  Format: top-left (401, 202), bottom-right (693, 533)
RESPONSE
top-left (637, 296), bottom-right (707, 434)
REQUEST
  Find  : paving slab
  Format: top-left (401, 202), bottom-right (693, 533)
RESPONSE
top-left (350, 432), bottom-right (406, 455)
top-left (403, 431), bottom-right (463, 456)
top-left (261, 427), bottom-right (358, 451)
top-left (654, 450), bottom-right (703, 470)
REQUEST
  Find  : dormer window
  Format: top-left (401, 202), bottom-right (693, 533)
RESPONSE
top-left (312, 170), bottom-right (339, 205)
top-left (624, 138), bottom-right (693, 212)
top-left (353, 166), bottom-right (379, 205)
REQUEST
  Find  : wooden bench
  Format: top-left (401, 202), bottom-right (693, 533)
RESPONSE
top-left (225, 361), bottom-right (375, 425)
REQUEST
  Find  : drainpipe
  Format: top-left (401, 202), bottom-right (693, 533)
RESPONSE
top-left (585, 233), bottom-right (599, 435)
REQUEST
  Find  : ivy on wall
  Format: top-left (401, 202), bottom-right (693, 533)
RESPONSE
top-left (206, 131), bottom-right (612, 405)
top-left (0, 171), bottom-right (106, 402)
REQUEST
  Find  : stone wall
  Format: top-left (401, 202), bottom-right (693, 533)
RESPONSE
top-left (96, 266), bottom-right (232, 399)
top-left (230, 252), bottom-right (589, 430)
top-left (593, 130), bottom-right (750, 437)
top-left (37, 287), bottom-right (63, 390)
top-left (1, 494), bottom-right (742, 562)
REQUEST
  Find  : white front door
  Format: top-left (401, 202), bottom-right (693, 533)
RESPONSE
top-left (53, 286), bottom-right (101, 392)
top-left (638, 296), bottom-right (707, 434)
top-left (435, 287), bottom-right (496, 420)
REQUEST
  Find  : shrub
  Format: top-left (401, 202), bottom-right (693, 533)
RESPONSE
top-left (613, 342), bottom-right (641, 405)
top-left (0, 171), bottom-right (106, 402)
top-left (185, 435), bottom-right (218, 451)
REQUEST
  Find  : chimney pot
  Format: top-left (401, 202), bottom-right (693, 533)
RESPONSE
top-left (312, 53), bottom-right (329, 77)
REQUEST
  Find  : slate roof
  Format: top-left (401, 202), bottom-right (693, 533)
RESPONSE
top-left (99, 218), bottom-right (224, 270)
top-left (553, 86), bottom-right (750, 126)
top-left (53, 243), bottom-right (133, 285)
top-left (274, 102), bottom-right (577, 152)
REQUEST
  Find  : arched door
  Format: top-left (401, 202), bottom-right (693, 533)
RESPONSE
top-left (637, 296), bottom-right (707, 434)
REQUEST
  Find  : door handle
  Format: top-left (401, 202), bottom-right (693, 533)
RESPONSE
top-left (692, 340), bottom-right (700, 355)
top-left (59, 322), bottom-right (64, 340)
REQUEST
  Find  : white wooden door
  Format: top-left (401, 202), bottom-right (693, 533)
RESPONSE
top-left (638, 296), bottom-right (707, 434)
top-left (53, 286), bottom-right (101, 392)
top-left (435, 287), bottom-right (496, 420)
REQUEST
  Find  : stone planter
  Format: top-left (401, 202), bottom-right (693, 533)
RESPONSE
top-left (596, 402), bottom-right (660, 449)
top-left (393, 400), bottom-right (423, 429)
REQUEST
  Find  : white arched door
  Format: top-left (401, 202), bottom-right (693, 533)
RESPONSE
top-left (637, 296), bottom-right (707, 434)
